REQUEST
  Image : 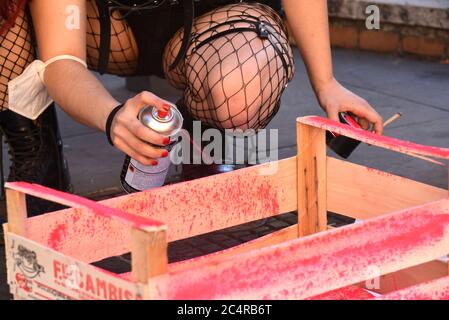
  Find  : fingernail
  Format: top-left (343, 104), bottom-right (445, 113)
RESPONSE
top-left (152, 160), bottom-right (158, 166)
top-left (163, 104), bottom-right (171, 111)
top-left (161, 150), bottom-right (169, 158)
top-left (163, 137), bottom-right (170, 145)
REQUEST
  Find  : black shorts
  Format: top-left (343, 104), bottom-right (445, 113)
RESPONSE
top-left (125, 0), bottom-right (283, 78)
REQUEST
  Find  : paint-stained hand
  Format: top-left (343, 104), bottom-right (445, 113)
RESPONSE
top-left (316, 78), bottom-right (384, 135)
top-left (110, 91), bottom-right (171, 166)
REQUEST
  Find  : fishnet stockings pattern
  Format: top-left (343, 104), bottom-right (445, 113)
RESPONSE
top-left (85, 0), bottom-right (139, 76)
top-left (1, 1), bottom-right (293, 132)
top-left (0, 1), bottom-right (139, 111)
top-left (0, 9), bottom-right (34, 111)
top-left (163, 3), bottom-right (294, 131)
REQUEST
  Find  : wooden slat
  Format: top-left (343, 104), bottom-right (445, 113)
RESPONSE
top-left (377, 275), bottom-right (449, 300)
top-left (21, 158), bottom-right (297, 264)
top-left (146, 198), bottom-right (449, 299)
top-left (103, 157), bottom-right (298, 241)
top-left (117, 224), bottom-right (335, 280)
top-left (165, 226), bottom-right (447, 296)
top-left (131, 227), bottom-right (168, 284)
top-left (5, 182), bottom-right (164, 229)
top-left (374, 260), bottom-right (448, 294)
top-left (297, 122), bottom-right (327, 236)
top-left (169, 225), bottom-right (298, 274)
top-left (327, 157), bottom-right (448, 219)
top-left (6, 189), bottom-right (27, 236)
top-left (298, 116), bottom-right (449, 160)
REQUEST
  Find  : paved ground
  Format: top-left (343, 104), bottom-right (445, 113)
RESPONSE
top-left (1, 47), bottom-right (448, 299)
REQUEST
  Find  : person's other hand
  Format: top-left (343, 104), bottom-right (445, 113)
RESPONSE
top-left (315, 78), bottom-right (384, 135)
top-left (110, 91), bottom-right (172, 165)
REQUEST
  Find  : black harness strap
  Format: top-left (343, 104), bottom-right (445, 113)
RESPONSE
top-left (169, 0), bottom-right (195, 71)
top-left (192, 20), bottom-right (292, 78)
top-left (96, 0), bottom-right (112, 74)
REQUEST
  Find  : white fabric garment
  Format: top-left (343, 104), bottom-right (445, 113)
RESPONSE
top-left (8, 55), bottom-right (87, 120)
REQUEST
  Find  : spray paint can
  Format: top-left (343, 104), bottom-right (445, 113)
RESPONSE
top-left (120, 104), bottom-right (183, 193)
top-left (326, 112), bottom-right (362, 159)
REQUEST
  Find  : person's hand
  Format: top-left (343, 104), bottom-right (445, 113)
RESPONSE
top-left (315, 78), bottom-right (384, 135)
top-left (109, 91), bottom-right (172, 166)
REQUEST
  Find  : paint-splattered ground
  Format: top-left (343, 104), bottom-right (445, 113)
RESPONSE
top-left (1, 47), bottom-right (448, 299)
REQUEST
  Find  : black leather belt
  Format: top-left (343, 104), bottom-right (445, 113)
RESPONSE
top-left (96, 0), bottom-right (112, 74)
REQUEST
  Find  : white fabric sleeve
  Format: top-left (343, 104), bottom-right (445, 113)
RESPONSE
top-left (8, 55), bottom-right (88, 120)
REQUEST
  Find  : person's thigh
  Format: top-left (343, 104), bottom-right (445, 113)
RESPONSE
top-left (163, 2), bottom-right (294, 130)
top-left (0, 9), bottom-right (35, 110)
top-left (85, 0), bottom-right (139, 76)
top-left (1, 2), bottom-right (140, 111)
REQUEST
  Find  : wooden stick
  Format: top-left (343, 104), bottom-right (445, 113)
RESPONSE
top-left (382, 113), bottom-right (445, 166)
top-left (297, 122), bottom-right (327, 237)
top-left (404, 152), bottom-right (446, 166)
top-left (383, 113), bottom-right (402, 128)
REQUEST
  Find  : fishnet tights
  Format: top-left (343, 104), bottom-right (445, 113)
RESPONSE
top-left (0, 1), bottom-right (139, 112)
top-left (85, 0), bottom-right (139, 75)
top-left (1, 1), bottom-right (294, 132)
top-left (0, 9), bottom-right (34, 111)
top-left (163, 3), bottom-right (294, 130)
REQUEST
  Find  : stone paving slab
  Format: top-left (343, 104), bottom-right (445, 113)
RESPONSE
top-left (332, 50), bottom-right (449, 111)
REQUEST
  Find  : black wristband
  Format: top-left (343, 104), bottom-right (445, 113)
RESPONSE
top-left (105, 103), bottom-right (125, 146)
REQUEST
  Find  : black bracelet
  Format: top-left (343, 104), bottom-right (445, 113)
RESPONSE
top-left (105, 103), bottom-right (125, 146)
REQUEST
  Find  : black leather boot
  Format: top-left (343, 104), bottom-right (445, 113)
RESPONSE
top-left (0, 104), bottom-right (72, 217)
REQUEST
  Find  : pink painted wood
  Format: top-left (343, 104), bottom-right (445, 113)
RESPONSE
top-left (21, 160), bottom-right (291, 263)
top-left (377, 275), bottom-right (449, 300)
top-left (298, 116), bottom-right (449, 160)
top-left (5, 182), bottom-right (164, 229)
top-left (309, 285), bottom-right (375, 300)
top-left (144, 198), bottom-right (449, 299)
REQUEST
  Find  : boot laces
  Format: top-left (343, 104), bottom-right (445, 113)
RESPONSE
top-left (2, 125), bottom-right (44, 181)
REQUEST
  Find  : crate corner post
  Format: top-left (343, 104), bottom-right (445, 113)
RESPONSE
top-left (131, 225), bottom-right (168, 299)
top-left (5, 188), bottom-right (28, 236)
top-left (296, 119), bottom-right (327, 237)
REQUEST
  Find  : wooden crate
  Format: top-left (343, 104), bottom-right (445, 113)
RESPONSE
top-left (3, 116), bottom-right (449, 300)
